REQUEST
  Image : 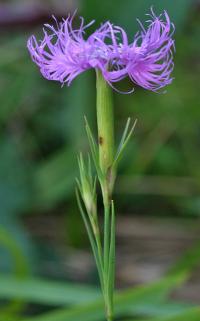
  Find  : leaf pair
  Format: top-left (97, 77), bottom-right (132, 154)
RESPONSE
top-left (114, 117), bottom-right (137, 168)
top-left (77, 153), bottom-right (97, 217)
top-left (85, 116), bottom-right (137, 173)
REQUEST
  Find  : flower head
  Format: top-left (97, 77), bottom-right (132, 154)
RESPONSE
top-left (27, 14), bottom-right (113, 85)
top-left (27, 9), bottom-right (175, 92)
top-left (104, 8), bottom-right (175, 91)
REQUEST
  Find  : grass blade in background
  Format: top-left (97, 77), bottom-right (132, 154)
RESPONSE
top-left (131, 307), bottom-right (200, 321)
top-left (0, 275), bottom-right (100, 306)
top-left (20, 273), bottom-right (187, 321)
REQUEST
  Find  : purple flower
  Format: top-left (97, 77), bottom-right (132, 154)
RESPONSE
top-left (105, 9), bottom-right (175, 91)
top-left (27, 14), bottom-right (113, 85)
top-left (27, 9), bottom-right (175, 92)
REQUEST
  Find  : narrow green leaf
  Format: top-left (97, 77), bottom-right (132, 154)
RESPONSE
top-left (114, 119), bottom-right (137, 167)
top-left (130, 307), bottom-right (200, 321)
top-left (21, 273), bottom-right (187, 321)
top-left (128, 301), bottom-right (193, 318)
top-left (103, 204), bottom-right (110, 280)
top-left (84, 116), bottom-right (98, 160)
top-left (84, 116), bottom-right (103, 181)
top-left (87, 154), bottom-right (93, 186)
top-left (116, 117), bottom-right (131, 157)
top-left (0, 275), bottom-right (100, 305)
top-left (75, 177), bottom-right (82, 195)
top-left (0, 275), bottom-right (194, 319)
top-left (93, 176), bottom-right (97, 198)
top-left (107, 200), bottom-right (115, 313)
top-left (76, 189), bottom-right (104, 291)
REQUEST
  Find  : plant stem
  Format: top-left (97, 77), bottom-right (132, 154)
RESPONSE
top-left (78, 70), bottom-right (135, 321)
top-left (96, 69), bottom-right (115, 321)
top-left (96, 69), bottom-right (114, 176)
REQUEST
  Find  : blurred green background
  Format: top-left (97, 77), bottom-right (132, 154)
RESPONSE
top-left (0, 0), bottom-right (200, 320)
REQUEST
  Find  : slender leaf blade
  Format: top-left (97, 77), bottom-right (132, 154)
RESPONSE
top-left (0, 275), bottom-right (100, 306)
top-left (21, 273), bottom-right (187, 321)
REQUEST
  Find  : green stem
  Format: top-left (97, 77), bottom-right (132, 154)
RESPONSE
top-left (96, 69), bottom-right (114, 176)
top-left (94, 225), bottom-right (105, 295)
top-left (79, 70), bottom-right (135, 321)
top-left (96, 69), bottom-right (115, 321)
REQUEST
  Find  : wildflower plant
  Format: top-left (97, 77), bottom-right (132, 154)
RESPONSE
top-left (27, 8), bottom-right (175, 321)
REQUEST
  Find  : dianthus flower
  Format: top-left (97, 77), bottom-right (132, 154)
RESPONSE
top-left (27, 14), bottom-right (113, 85)
top-left (27, 9), bottom-right (175, 92)
top-left (105, 9), bottom-right (175, 91)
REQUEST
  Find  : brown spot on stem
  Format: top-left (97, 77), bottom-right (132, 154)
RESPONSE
top-left (99, 136), bottom-right (103, 145)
